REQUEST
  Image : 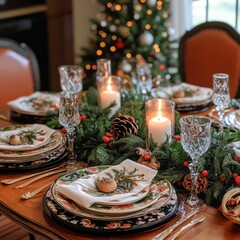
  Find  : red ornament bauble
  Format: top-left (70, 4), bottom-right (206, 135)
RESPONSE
top-left (115, 41), bottom-right (125, 50)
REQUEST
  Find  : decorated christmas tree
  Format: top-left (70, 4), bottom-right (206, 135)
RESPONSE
top-left (80, 0), bottom-right (179, 89)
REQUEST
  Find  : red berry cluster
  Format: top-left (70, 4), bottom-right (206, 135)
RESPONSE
top-left (80, 114), bottom-right (87, 121)
top-left (233, 173), bottom-right (240, 186)
top-left (102, 132), bottom-right (113, 144)
top-left (174, 135), bottom-right (181, 141)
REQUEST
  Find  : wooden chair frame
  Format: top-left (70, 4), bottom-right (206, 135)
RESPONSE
top-left (178, 21), bottom-right (240, 98)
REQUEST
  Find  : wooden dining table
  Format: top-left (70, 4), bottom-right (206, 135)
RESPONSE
top-left (0, 106), bottom-right (239, 240)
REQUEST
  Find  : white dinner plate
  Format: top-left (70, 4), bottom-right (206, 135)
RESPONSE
top-left (7, 92), bottom-right (59, 116)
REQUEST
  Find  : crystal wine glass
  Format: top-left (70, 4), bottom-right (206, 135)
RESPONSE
top-left (59, 65), bottom-right (83, 93)
top-left (212, 73), bottom-right (230, 132)
top-left (180, 116), bottom-right (211, 208)
top-left (136, 63), bottom-right (153, 99)
top-left (59, 92), bottom-right (80, 165)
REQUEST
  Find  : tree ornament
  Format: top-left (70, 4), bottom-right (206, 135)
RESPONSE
top-left (115, 41), bottom-right (125, 50)
top-left (111, 115), bottom-right (138, 140)
top-left (147, 0), bottom-right (157, 7)
top-left (182, 173), bottom-right (208, 194)
top-left (139, 31), bottom-right (154, 46)
top-left (136, 147), bottom-right (160, 170)
top-left (119, 59), bottom-right (132, 73)
top-left (118, 26), bottom-right (129, 38)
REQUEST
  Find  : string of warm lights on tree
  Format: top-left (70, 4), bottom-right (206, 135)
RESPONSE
top-left (80, 0), bottom-right (178, 89)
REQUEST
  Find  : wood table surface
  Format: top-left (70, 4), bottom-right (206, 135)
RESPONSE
top-left (0, 107), bottom-right (239, 240)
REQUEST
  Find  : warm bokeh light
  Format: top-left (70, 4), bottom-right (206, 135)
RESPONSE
top-left (163, 12), bottom-right (168, 18)
top-left (153, 44), bottom-right (160, 52)
top-left (85, 64), bottom-right (91, 70)
top-left (96, 50), bottom-right (102, 56)
top-left (110, 46), bottom-right (116, 52)
top-left (112, 35), bottom-right (117, 40)
top-left (145, 24), bottom-right (151, 30)
top-left (92, 64), bottom-right (97, 70)
top-left (140, 0), bottom-right (146, 3)
top-left (127, 21), bottom-right (133, 27)
top-left (147, 10), bottom-right (152, 15)
top-left (107, 2), bottom-right (112, 8)
top-left (101, 32), bottom-right (107, 38)
top-left (100, 42), bottom-right (106, 48)
top-left (115, 4), bottom-right (121, 11)
top-left (126, 53), bottom-right (132, 58)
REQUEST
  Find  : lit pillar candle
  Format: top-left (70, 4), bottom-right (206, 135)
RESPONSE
top-left (148, 113), bottom-right (171, 146)
top-left (99, 79), bottom-right (121, 117)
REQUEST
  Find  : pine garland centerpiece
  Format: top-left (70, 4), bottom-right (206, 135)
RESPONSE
top-left (46, 88), bottom-right (240, 207)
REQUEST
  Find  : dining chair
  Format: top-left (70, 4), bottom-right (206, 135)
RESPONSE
top-left (0, 38), bottom-right (40, 107)
top-left (178, 21), bottom-right (240, 98)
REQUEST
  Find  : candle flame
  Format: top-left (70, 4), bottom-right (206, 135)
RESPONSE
top-left (107, 79), bottom-right (112, 92)
top-left (157, 111), bottom-right (162, 120)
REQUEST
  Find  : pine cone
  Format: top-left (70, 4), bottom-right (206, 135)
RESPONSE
top-left (182, 173), bottom-right (208, 194)
top-left (111, 115), bottom-right (138, 140)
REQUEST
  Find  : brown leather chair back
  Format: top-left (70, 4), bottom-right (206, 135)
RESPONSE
top-left (0, 38), bottom-right (40, 107)
top-left (178, 21), bottom-right (240, 98)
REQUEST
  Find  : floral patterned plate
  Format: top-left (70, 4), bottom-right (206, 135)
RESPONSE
top-left (0, 131), bottom-right (62, 158)
top-left (0, 124), bottom-right (55, 151)
top-left (7, 92), bottom-right (59, 116)
top-left (0, 134), bottom-right (67, 171)
top-left (44, 187), bottom-right (178, 233)
top-left (52, 178), bottom-right (172, 220)
top-left (52, 166), bottom-right (162, 215)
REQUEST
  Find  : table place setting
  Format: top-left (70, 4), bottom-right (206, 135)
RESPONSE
top-left (0, 123), bottom-right (67, 171)
top-left (154, 82), bottom-right (213, 113)
top-left (43, 159), bottom-right (178, 233)
top-left (7, 91), bottom-right (60, 124)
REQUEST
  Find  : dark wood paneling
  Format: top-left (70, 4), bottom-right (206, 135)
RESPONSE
top-left (46, 0), bottom-right (74, 91)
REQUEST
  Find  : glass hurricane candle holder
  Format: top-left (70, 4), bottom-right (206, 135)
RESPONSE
top-left (59, 65), bottom-right (83, 93)
top-left (59, 92), bottom-right (80, 165)
top-left (145, 99), bottom-right (175, 147)
top-left (96, 58), bottom-right (111, 83)
top-left (97, 75), bottom-right (121, 117)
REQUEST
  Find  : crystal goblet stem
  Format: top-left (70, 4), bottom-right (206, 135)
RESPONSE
top-left (66, 129), bottom-right (76, 165)
top-left (59, 92), bottom-right (80, 165)
top-left (188, 160), bottom-right (199, 206)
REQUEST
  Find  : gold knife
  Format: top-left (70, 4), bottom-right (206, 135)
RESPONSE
top-left (149, 208), bottom-right (199, 240)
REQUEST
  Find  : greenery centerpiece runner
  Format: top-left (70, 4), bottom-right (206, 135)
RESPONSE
top-left (47, 87), bottom-right (240, 207)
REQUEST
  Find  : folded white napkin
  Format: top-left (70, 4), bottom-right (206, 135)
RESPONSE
top-left (156, 83), bottom-right (213, 104)
top-left (56, 159), bottom-right (158, 208)
top-left (0, 124), bottom-right (55, 151)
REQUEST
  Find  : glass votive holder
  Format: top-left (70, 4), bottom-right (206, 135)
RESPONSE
top-left (96, 58), bottom-right (112, 83)
top-left (97, 75), bottom-right (121, 117)
top-left (145, 99), bottom-right (175, 147)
